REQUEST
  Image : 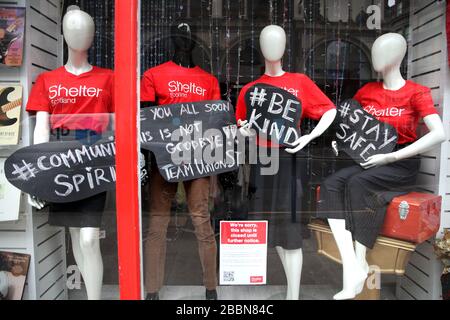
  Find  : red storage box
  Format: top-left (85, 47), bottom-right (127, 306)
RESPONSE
top-left (381, 192), bottom-right (441, 244)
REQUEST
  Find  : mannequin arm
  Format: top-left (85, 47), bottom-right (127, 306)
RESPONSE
top-left (34, 111), bottom-right (50, 144)
top-left (285, 109), bottom-right (337, 154)
top-left (29, 111), bottom-right (50, 209)
top-left (361, 114), bottom-right (446, 169)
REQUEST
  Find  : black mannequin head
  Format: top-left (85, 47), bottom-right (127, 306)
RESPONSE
top-left (171, 21), bottom-right (196, 68)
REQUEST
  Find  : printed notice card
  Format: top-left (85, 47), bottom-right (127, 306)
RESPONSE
top-left (220, 221), bottom-right (268, 286)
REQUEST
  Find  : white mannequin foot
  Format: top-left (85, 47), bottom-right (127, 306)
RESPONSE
top-left (333, 268), bottom-right (368, 300)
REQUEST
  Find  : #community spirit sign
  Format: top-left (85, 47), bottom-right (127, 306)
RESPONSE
top-left (5, 100), bottom-right (240, 203)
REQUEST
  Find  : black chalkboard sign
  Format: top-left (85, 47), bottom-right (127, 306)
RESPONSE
top-left (5, 137), bottom-right (116, 203)
top-left (140, 100), bottom-right (239, 182)
top-left (245, 84), bottom-right (302, 146)
top-left (5, 100), bottom-right (239, 203)
top-left (335, 99), bottom-right (398, 164)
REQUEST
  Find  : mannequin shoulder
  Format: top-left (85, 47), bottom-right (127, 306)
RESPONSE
top-left (92, 66), bottom-right (114, 74)
top-left (143, 61), bottom-right (172, 75)
top-left (355, 82), bottom-right (380, 94)
top-left (34, 67), bottom-right (65, 82)
top-left (405, 80), bottom-right (431, 93)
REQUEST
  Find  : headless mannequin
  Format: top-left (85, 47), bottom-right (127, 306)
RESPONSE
top-left (141, 22), bottom-right (196, 109)
top-left (143, 22), bottom-right (218, 300)
top-left (28, 7), bottom-right (104, 300)
top-left (241, 26), bottom-right (336, 300)
top-left (328, 33), bottom-right (446, 300)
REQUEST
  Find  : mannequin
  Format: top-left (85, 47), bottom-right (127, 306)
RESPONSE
top-left (27, 6), bottom-right (112, 300)
top-left (319, 33), bottom-right (446, 300)
top-left (141, 21), bottom-right (220, 301)
top-left (237, 25), bottom-right (337, 300)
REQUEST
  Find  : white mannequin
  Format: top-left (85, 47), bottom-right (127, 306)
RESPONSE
top-left (327, 33), bottom-right (446, 300)
top-left (241, 25), bottom-right (337, 300)
top-left (28, 6), bottom-right (104, 300)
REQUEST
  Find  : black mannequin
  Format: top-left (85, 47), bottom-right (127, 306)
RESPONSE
top-left (140, 21), bottom-right (196, 109)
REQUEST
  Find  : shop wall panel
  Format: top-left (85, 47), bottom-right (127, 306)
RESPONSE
top-left (36, 244), bottom-right (63, 278)
top-left (38, 267), bottom-right (65, 300)
top-left (420, 157), bottom-right (437, 174)
top-left (29, 46), bottom-right (58, 71)
top-left (397, 0), bottom-right (447, 301)
top-left (29, 0), bottom-right (60, 22)
top-left (0, 0), bottom-right (66, 301)
top-left (29, 6), bottom-right (58, 40)
top-left (0, 68), bottom-right (21, 84)
top-left (35, 231), bottom-right (64, 262)
top-left (30, 27), bottom-right (58, 56)
top-left (39, 272), bottom-right (66, 300)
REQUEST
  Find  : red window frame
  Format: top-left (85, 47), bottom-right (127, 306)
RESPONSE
top-left (114, 0), bottom-right (142, 300)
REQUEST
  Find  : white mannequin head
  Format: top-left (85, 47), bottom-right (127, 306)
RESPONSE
top-left (260, 25), bottom-right (286, 62)
top-left (371, 33), bottom-right (407, 73)
top-left (62, 6), bottom-right (95, 52)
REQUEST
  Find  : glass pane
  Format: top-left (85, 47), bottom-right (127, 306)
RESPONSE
top-left (0, 1), bottom-right (119, 300)
top-left (135, 0), bottom-right (450, 302)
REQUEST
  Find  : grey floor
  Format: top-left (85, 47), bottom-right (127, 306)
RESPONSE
top-left (68, 194), bottom-right (398, 301)
top-left (69, 231), bottom-right (398, 301)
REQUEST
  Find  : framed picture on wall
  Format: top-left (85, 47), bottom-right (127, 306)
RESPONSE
top-left (0, 7), bottom-right (25, 67)
top-left (0, 85), bottom-right (22, 146)
top-left (0, 251), bottom-right (30, 300)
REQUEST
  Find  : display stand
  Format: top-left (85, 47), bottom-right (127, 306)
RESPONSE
top-left (308, 220), bottom-right (417, 300)
top-left (0, 0), bottom-right (67, 300)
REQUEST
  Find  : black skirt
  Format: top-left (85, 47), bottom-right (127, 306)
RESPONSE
top-left (48, 129), bottom-right (106, 228)
top-left (249, 148), bottom-right (308, 250)
top-left (317, 151), bottom-right (420, 249)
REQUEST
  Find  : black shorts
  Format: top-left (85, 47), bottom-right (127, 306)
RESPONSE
top-left (249, 147), bottom-right (308, 250)
top-left (317, 147), bottom-right (420, 249)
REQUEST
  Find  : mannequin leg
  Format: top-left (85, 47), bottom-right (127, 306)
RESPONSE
top-left (69, 228), bottom-right (85, 277)
top-left (355, 241), bottom-right (369, 275)
top-left (276, 247), bottom-right (303, 300)
top-left (184, 178), bottom-right (217, 292)
top-left (79, 228), bottom-right (103, 300)
top-left (328, 219), bottom-right (367, 300)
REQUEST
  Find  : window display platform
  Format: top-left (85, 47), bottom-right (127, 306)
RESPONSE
top-left (68, 284), bottom-right (397, 301)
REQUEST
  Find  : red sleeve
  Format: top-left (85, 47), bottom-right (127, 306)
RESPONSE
top-left (411, 86), bottom-right (438, 118)
top-left (300, 75), bottom-right (335, 120)
top-left (140, 70), bottom-right (156, 102)
top-left (235, 86), bottom-right (248, 124)
top-left (210, 76), bottom-right (221, 100)
top-left (26, 74), bottom-right (51, 113)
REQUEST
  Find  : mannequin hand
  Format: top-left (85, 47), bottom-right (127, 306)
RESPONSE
top-left (360, 153), bottom-right (397, 170)
top-left (238, 120), bottom-right (255, 137)
top-left (285, 135), bottom-right (314, 154)
top-left (28, 195), bottom-right (47, 210)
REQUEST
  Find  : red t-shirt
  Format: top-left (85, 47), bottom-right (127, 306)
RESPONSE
top-left (26, 66), bottom-right (114, 133)
top-left (236, 72), bottom-right (335, 147)
top-left (141, 61), bottom-right (221, 104)
top-left (354, 81), bottom-right (438, 145)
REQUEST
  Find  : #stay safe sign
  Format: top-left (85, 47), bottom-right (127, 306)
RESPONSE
top-left (335, 99), bottom-right (398, 164)
top-left (220, 221), bottom-right (268, 286)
